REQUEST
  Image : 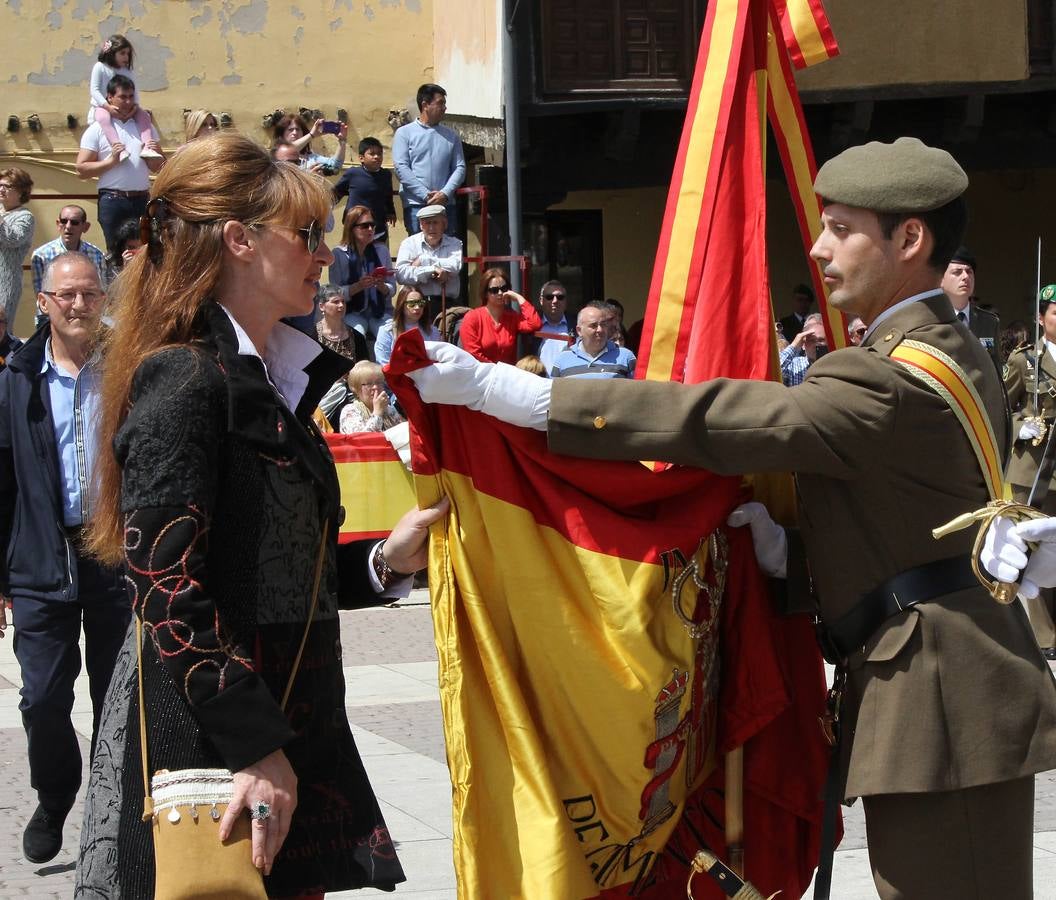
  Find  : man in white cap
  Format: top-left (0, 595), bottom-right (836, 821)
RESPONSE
top-left (394, 204), bottom-right (463, 322)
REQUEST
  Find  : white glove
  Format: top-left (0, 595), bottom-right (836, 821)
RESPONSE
top-left (726, 502), bottom-right (787, 578)
top-left (1018, 420), bottom-right (1042, 442)
top-left (407, 342), bottom-right (550, 430)
top-left (980, 515), bottom-right (1029, 584)
top-left (1013, 518), bottom-right (1056, 600)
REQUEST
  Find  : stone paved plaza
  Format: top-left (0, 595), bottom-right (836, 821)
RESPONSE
top-left (1, 594), bottom-right (1055, 899)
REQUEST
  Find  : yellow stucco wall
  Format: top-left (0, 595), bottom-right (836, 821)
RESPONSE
top-left (550, 187), bottom-right (668, 324)
top-left (553, 170), bottom-right (1056, 336)
top-left (795, 0), bottom-right (1029, 93)
top-left (0, 0), bottom-right (438, 335)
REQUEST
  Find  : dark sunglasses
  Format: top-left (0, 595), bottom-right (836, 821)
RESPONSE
top-left (405, 299), bottom-right (426, 308)
top-left (244, 219), bottom-right (323, 253)
top-left (58, 217), bottom-right (85, 226)
top-left (543, 291), bottom-right (565, 301)
top-left (353, 221), bottom-right (376, 230)
top-left (294, 220), bottom-right (323, 252)
top-left (486, 285), bottom-right (510, 294)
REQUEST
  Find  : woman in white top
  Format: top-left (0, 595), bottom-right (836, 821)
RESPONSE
top-left (88, 35), bottom-right (160, 159)
top-left (0, 167), bottom-right (35, 325)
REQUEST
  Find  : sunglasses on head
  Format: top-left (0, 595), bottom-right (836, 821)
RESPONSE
top-left (486, 284), bottom-right (510, 295)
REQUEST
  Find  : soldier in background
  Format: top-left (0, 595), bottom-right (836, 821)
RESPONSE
top-left (1002, 284), bottom-right (1056, 657)
top-left (943, 246), bottom-right (1001, 371)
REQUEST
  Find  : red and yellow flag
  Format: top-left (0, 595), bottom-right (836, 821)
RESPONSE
top-left (328, 432), bottom-right (415, 542)
top-left (638, 0), bottom-right (844, 368)
top-left (388, 333), bottom-right (827, 898)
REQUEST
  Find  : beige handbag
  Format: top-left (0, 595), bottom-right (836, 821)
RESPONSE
top-left (137, 522), bottom-right (329, 900)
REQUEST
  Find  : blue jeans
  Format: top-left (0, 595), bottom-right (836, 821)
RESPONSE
top-left (96, 190), bottom-right (148, 253)
top-left (12, 553), bottom-right (129, 806)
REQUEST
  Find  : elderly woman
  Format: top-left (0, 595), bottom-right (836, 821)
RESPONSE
top-left (0, 167), bottom-right (35, 325)
top-left (339, 360), bottom-right (404, 434)
top-left (315, 283), bottom-right (368, 362)
top-left (373, 286), bottom-right (442, 367)
top-left (180, 109), bottom-right (219, 147)
top-left (272, 112), bottom-right (347, 176)
top-left (329, 204), bottom-right (396, 340)
top-left (459, 266), bottom-right (541, 365)
top-left (77, 133), bottom-right (445, 899)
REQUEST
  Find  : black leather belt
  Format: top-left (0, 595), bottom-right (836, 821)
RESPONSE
top-left (821, 554), bottom-right (977, 662)
top-left (98, 188), bottom-right (149, 199)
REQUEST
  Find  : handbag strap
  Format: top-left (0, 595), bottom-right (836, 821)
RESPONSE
top-left (138, 519), bottom-right (330, 816)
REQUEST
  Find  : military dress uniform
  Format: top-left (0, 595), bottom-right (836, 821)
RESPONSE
top-left (547, 292), bottom-right (1056, 898)
top-left (964, 302), bottom-right (1001, 373)
top-left (1004, 339), bottom-right (1056, 648)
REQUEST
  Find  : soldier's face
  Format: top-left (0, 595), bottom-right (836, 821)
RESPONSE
top-left (811, 204), bottom-right (898, 322)
top-left (1040, 305), bottom-right (1056, 344)
top-left (941, 262), bottom-right (974, 309)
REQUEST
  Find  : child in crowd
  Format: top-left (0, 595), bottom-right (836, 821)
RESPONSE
top-left (333, 137), bottom-right (397, 243)
top-left (88, 35), bottom-right (160, 159)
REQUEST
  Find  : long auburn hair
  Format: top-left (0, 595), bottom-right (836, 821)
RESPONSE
top-left (339, 204), bottom-right (373, 249)
top-left (391, 286), bottom-right (428, 335)
top-left (479, 266), bottom-right (510, 305)
top-left (86, 132), bottom-right (331, 564)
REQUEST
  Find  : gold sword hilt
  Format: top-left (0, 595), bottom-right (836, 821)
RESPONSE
top-left (932, 500), bottom-right (1047, 604)
top-left (687, 850), bottom-right (780, 900)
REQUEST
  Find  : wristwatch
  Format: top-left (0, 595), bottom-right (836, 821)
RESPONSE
top-left (372, 540), bottom-right (414, 590)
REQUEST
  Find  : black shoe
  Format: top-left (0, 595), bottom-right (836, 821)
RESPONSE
top-left (23, 802), bottom-right (67, 864)
top-left (1043, 647), bottom-right (1056, 661)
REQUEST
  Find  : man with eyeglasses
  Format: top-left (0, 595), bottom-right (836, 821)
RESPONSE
top-left (30, 206), bottom-right (109, 297)
top-left (0, 253), bottom-right (129, 864)
top-left (533, 280), bottom-right (575, 372)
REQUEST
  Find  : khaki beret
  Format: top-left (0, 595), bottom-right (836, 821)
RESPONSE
top-left (416, 204), bottom-right (447, 220)
top-left (814, 137), bottom-right (968, 213)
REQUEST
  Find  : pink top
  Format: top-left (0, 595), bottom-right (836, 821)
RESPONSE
top-left (460, 303), bottom-right (542, 365)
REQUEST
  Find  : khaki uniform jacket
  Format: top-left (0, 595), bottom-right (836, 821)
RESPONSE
top-left (1004, 340), bottom-right (1056, 492)
top-left (549, 293), bottom-right (1056, 799)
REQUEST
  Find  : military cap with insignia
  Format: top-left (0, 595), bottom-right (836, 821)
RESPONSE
top-left (813, 136), bottom-right (968, 212)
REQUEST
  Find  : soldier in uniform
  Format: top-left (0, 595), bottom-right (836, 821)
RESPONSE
top-left (1002, 284), bottom-right (1056, 657)
top-left (408, 137), bottom-right (1056, 899)
top-left (942, 246), bottom-right (1002, 371)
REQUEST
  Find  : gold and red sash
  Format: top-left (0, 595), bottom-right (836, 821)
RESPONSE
top-left (891, 339), bottom-right (1003, 500)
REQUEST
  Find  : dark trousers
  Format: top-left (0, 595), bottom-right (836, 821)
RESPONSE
top-left (96, 190), bottom-right (148, 253)
top-left (12, 556), bottom-right (129, 807)
top-left (863, 775), bottom-right (1034, 899)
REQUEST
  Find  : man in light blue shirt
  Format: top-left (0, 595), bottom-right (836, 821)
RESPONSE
top-left (551, 301), bottom-right (636, 379)
top-left (533, 280), bottom-right (575, 373)
top-left (392, 83), bottom-right (466, 236)
top-left (0, 253), bottom-right (127, 864)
